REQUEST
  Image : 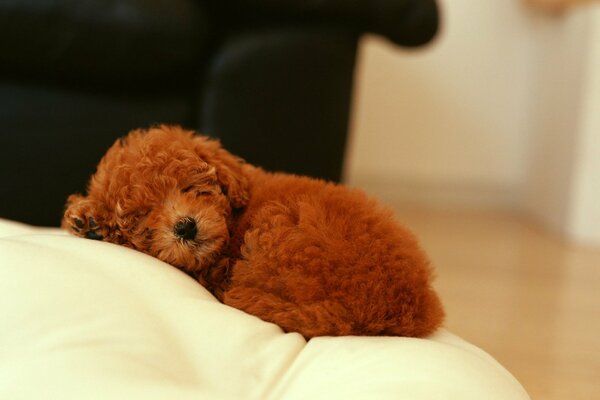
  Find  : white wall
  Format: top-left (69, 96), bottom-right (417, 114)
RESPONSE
top-left (345, 0), bottom-right (600, 245)
top-left (569, 11), bottom-right (600, 244)
top-left (523, 8), bottom-right (593, 239)
top-left (525, 6), bottom-right (600, 245)
top-left (345, 0), bottom-right (537, 209)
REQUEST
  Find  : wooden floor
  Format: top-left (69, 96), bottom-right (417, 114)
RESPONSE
top-left (393, 205), bottom-right (600, 400)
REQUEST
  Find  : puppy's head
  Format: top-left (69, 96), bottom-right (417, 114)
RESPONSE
top-left (62, 125), bottom-right (249, 274)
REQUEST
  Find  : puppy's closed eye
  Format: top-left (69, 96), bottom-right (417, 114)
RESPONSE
top-left (181, 185), bottom-right (212, 196)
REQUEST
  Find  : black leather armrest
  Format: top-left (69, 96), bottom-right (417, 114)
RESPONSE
top-left (365, 0), bottom-right (439, 46)
top-left (205, 0), bottom-right (439, 47)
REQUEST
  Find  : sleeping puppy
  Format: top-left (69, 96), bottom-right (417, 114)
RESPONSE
top-left (63, 125), bottom-right (444, 339)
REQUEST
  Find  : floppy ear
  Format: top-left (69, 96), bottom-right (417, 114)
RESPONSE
top-left (61, 194), bottom-right (106, 240)
top-left (193, 136), bottom-right (249, 209)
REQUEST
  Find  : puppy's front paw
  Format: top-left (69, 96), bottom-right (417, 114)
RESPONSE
top-left (62, 195), bottom-right (104, 240)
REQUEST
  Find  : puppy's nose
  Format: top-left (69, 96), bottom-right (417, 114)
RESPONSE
top-left (174, 217), bottom-right (198, 240)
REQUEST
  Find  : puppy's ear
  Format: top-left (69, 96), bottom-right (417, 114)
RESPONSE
top-left (193, 136), bottom-right (249, 209)
top-left (62, 194), bottom-right (105, 240)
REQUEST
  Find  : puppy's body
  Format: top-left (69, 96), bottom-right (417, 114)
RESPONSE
top-left (63, 126), bottom-right (444, 338)
top-left (225, 168), bottom-right (443, 337)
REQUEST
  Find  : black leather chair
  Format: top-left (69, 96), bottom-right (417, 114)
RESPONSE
top-left (0, 0), bottom-right (439, 226)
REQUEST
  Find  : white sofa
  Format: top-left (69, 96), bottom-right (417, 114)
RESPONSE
top-left (0, 219), bottom-right (530, 399)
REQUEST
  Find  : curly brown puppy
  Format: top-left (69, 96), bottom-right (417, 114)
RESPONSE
top-left (62, 125), bottom-right (444, 338)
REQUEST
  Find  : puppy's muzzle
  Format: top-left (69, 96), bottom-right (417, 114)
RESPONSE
top-left (174, 217), bottom-right (198, 241)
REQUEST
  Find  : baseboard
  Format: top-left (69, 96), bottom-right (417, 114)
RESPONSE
top-left (344, 174), bottom-right (523, 212)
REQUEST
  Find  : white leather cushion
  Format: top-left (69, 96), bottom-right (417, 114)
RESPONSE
top-left (0, 219), bottom-right (530, 400)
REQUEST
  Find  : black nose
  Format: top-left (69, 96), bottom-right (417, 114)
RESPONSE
top-left (174, 217), bottom-right (198, 240)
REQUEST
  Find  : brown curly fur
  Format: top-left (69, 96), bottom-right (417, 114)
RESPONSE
top-left (62, 125), bottom-right (444, 338)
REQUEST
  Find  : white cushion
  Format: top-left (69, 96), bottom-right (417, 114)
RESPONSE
top-left (0, 219), bottom-right (530, 399)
